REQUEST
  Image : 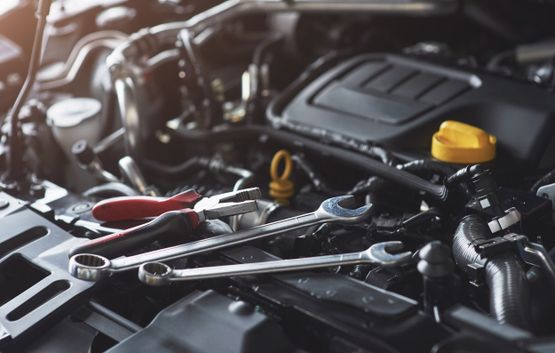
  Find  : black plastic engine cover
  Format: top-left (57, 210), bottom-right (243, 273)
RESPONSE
top-left (273, 54), bottom-right (555, 168)
top-left (105, 290), bottom-right (302, 353)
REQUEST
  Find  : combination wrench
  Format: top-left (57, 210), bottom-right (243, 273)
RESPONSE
top-left (69, 195), bottom-right (372, 281)
top-left (138, 241), bottom-right (412, 286)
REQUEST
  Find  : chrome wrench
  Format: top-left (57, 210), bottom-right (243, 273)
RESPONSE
top-left (138, 241), bottom-right (412, 286)
top-left (69, 195), bottom-right (372, 281)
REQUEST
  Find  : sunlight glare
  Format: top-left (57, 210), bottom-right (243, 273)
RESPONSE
top-left (0, 0), bottom-right (20, 16)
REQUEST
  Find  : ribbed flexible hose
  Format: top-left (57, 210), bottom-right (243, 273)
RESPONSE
top-left (453, 215), bottom-right (531, 329)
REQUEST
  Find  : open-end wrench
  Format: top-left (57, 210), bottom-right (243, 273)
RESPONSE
top-left (138, 241), bottom-right (412, 286)
top-left (69, 195), bottom-right (372, 281)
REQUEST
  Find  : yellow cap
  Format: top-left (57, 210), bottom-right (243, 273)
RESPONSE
top-left (431, 120), bottom-right (496, 164)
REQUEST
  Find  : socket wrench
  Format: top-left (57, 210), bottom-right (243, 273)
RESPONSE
top-left (138, 241), bottom-right (412, 286)
top-left (69, 195), bottom-right (372, 281)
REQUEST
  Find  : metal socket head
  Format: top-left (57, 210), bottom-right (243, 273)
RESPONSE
top-left (69, 253), bottom-right (111, 281)
top-left (138, 262), bottom-right (173, 286)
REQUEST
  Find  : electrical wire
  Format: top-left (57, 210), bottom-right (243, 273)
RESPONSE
top-left (4, 0), bottom-right (51, 181)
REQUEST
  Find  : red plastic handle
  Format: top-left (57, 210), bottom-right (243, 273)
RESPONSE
top-left (69, 209), bottom-right (201, 258)
top-left (92, 190), bottom-right (202, 222)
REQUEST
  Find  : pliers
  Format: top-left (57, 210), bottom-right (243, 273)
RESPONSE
top-left (68, 188), bottom-right (261, 258)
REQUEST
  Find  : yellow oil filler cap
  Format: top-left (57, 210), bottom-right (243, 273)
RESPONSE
top-left (431, 120), bottom-right (496, 163)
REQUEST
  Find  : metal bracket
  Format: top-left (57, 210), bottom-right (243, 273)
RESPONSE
top-left (474, 233), bottom-right (555, 288)
top-left (505, 234), bottom-right (555, 288)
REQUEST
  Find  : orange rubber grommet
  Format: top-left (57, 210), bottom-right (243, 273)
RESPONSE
top-left (269, 150), bottom-right (295, 205)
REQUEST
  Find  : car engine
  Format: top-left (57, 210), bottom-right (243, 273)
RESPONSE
top-left (1, 0), bottom-right (555, 352)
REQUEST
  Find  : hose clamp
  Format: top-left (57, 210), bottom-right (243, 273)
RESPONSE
top-left (472, 234), bottom-right (555, 288)
top-left (487, 207), bottom-right (521, 234)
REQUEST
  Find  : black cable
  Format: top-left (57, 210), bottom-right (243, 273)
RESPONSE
top-left (4, 0), bottom-right (51, 182)
top-left (350, 159), bottom-right (454, 198)
top-left (179, 29), bottom-right (221, 129)
top-left (142, 157), bottom-right (207, 176)
top-left (292, 154), bottom-right (346, 196)
top-left (531, 168), bottom-right (555, 192)
top-left (246, 34), bottom-right (284, 124)
top-left (83, 182), bottom-right (140, 198)
top-left (486, 50), bottom-right (515, 71)
top-left (171, 126), bottom-right (449, 201)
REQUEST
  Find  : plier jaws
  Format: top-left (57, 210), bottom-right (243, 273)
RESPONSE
top-left (92, 187), bottom-right (262, 222)
top-left (194, 188), bottom-right (262, 218)
top-left (69, 188), bottom-right (261, 258)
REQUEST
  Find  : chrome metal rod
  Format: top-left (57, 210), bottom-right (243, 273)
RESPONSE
top-left (138, 240), bottom-right (412, 286)
top-left (68, 196), bottom-right (372, 281)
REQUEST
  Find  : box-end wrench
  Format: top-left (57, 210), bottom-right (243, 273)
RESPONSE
top-left (68, 195), bottom-right (372, 282)
top-left (138, 241), bottom-right (412, 286)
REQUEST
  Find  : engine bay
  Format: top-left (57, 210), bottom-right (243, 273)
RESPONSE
top-left (0, 0), bottom-right (555, 352)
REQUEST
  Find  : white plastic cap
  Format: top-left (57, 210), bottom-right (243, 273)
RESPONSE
top-left (47, 97), bottom-right (102, 128)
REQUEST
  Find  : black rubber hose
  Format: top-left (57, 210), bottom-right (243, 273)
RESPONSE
top-left (401, 159), bottom-right (455, 177)
top-left (83, 182), bottom-right (140, 198)
top-left (246, 34), bottom-right (284, 125)
top-left (527, 246), bottom-right (555, 285)
top-left (171, 126), bottom-right (448, 201)
top-left (142, 157), bottom-right (205, 176)
top-left (180, 29), bottom-right (221, 128)
top-left (5, 0), bottom-right (51, 181)
top-left (292, 154), bottom-right (346, 196)
top-left (350, 176), bottom-right (384, 196)
top-left (531, 168), bottom-right (555, 192)
top-left (445, 165), bottom-right (484, 186)
top-left (452, 215), bottom-right (531, 329)
top-left (350, 159), bottom-right (454, 197)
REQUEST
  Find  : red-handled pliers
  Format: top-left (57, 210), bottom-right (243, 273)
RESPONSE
top-left (92, 187), bottom-right (261, 222)
top-left (69, 188), bottom-right (261, 258)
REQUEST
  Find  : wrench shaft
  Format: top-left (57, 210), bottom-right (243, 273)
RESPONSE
top-left (69, 195), bottom-right (374, 282)
top-left (138, 240), bottom-right (412, 286)
top-left (168, 252), bottom-right (366, 281)
top-left (111, 211), bottom-right (322, 270)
